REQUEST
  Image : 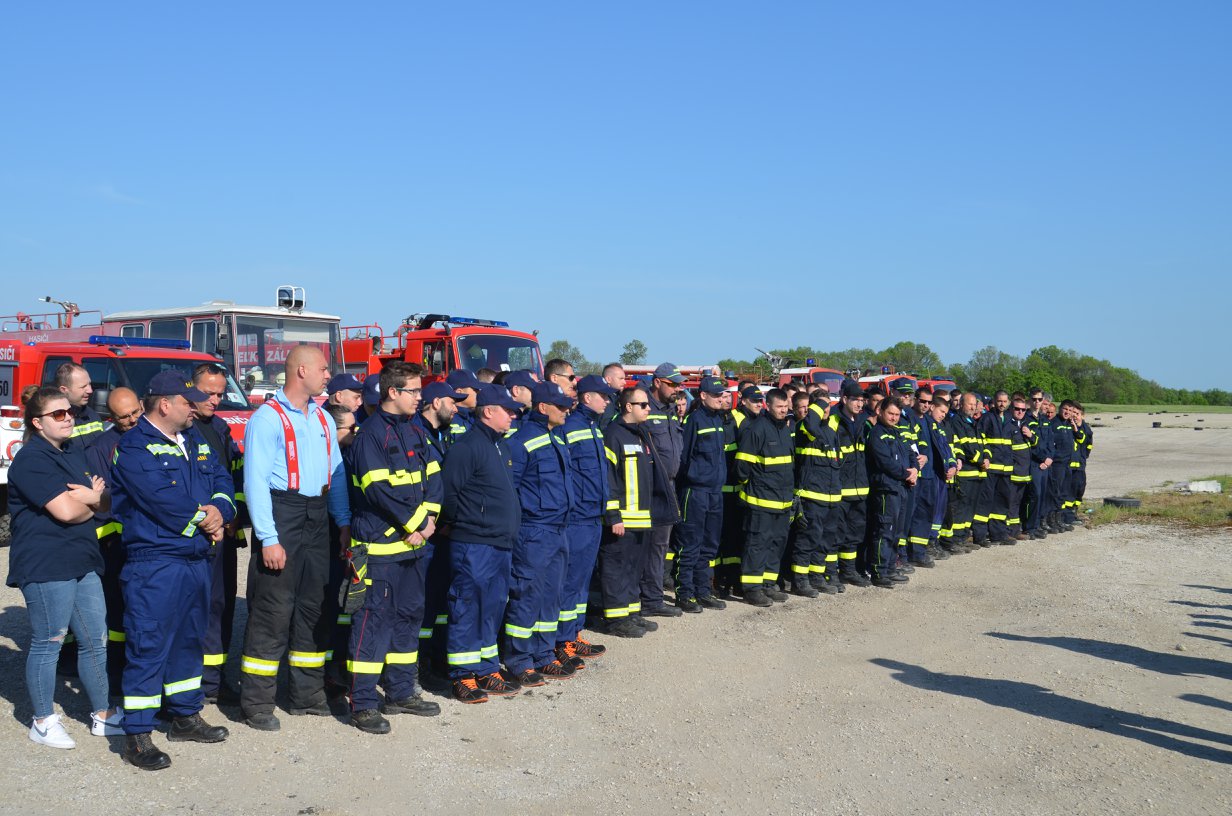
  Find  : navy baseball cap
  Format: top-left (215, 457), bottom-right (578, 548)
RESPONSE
top-left (698, 376), bottom-right (727, 396)
top-left (421, 381), bottom-right (465, 404)
top-left (326, 373), bottom-right (364, 396)
top-left (839, 379), bottom-right (864, 399)
top-left (504, 370), bottom-right (537, 391)
top-left (363, 373), bottom-right (382, 405)
top-left (474, 384), bottom-right (520, 411)
top-left (447, 369), bottom-right (483, 391)
top-left (148, 369), bottom-right (209, 402)
top-left (740, 386), bottom-right (765, 403)
top-left (890, 377), bottom-right (915, 394)
top-left (653, 363), bottom-right (686, 384)
top-left (576, 374), bottom-right (617, 397)
top-left (531, 381), bottom-right (574, 409)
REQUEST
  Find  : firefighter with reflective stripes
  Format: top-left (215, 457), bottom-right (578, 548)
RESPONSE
top-left (189, 363), bottom-right (247, 706)
top-left (905, 387), bottom-right (943, 567)
top-left (1070, 403), bottom-right (1093, 521)
top-left (1047, 400), bottom-right (1078, 532)
top-left (85, 387), bottom-right (143, 695)
top-left (240, 345), bottom-right (351, 732)
top-left (716, 387), bottom-right (763, 597)
top-left (599, 386), bottom-right (679, 637)
top-left (943, 393), bottom-right (985, 548)
top-left (673, 376), bottom-right (732, 611)
top-left (865, 397), bottom-right (916, 587)
top-left (641, 363), bottom-right (686, 620)
top-left (831, 379), bottom-right (872, 588)
top-left (344, 361), bottom-right (443, 734)
top-left (735, 388), bottom-right (795, 607)
top-left (111, 371), bottom-right (235, 770)
top-left (503, 382), bottom-right (577, 685)
top-left (56, 362), bottom-right (106, 448)
top-left (441, 385), bottom-right (522, 704)
top-left (557, 375), bottom-right (614, 663)
top-left (1007, 394), bottom-right (1034, 537)
top-left (790, 393), bottom-right (842, 596)
top-left (974, 391), bottom-right (1014, 545)
top-left (892, 383), bottom-right (924, 569)
top-left (1022, 389), bottom-right (1054, 540)
top-left (921, 396), bottom-right (958, 555)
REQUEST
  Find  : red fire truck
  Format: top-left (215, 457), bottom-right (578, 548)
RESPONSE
top-left (341, 313), bottom-right (543, 382)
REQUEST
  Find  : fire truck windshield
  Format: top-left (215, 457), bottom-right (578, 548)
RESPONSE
top-left (811, 372), bottom-right (845, 395)
top-left (105, 359), bottom-right (250, 411)
top-left (454, 333), bottom-right (542, 376)
top-left (230, 316), bottom-right (341, 394)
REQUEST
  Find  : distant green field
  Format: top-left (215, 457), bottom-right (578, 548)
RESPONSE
top-left (1084, 404), bottom-right (1232, 414)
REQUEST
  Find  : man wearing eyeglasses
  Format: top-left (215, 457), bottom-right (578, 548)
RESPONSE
top-left (1006, 395), bottom-right (1034, 540)
top-left (906, 387), bottom-right (947, 567)
top-left (639, 363), bottom-right (686, 620)
top-left (190, 363), bottom-right (248, 706)
top-left (344, 361), bottom-right (442, 734)
top-left (974, 391), bottom-right (1015, 546)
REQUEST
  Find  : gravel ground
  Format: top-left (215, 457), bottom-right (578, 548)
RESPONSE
top-left (0, 414), bottom-right (1228, 816)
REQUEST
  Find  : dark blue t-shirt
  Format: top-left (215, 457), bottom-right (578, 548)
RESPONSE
top-left (6, 435), bottom-right (105, 588)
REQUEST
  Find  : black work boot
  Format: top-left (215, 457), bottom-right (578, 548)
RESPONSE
top-left (381, 695), bottom-right (441, 716)
top-left (791, 576), bottom-right (819, 598)
top-left (743, 587), bottom-right (773, 607)
top-left (168, 713), bottom-right (228, 743)
top-left (123, 732), bottom-right (172, 771)
top-left (840, 563), bottom-right (871, 587)
top-left (351, 708), bottom-right (391, 734)
top-left (764, 584), bottom-right (789, 603)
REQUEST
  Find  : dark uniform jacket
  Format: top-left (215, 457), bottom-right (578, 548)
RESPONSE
top-left (508, 411), bottom-right (573, 528)
top-left (866, 422), bottom-right (912, 495)
top-left (677, 405), bottom-right (730, 492)
top-left (441, 420), bottom-right (520, 549)
top-left (604, 418), bottom-right (679, 530)
top-left (563, 404), bottom-right (609, 522)
top-left (976, 409), bottom-right (1015, 476)
top-left (644, 394), bottom-right (684, 480)
top-left (734, 413), bottom-right (795, 512)
top-left (111, 417), bottom-right (236, 560)
top-left (834, 410), bottom-right (870, 501)
top-left (349, 408), bottom-right (442, 560)
top-left (794, 404), bottom-right (841, 504)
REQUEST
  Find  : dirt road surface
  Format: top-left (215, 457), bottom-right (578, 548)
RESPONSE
top-left (1, 415), bottom-right (1228, 816)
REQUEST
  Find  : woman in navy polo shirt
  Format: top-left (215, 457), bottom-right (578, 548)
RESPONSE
top-left (7, 387), bottom-right (124, 749)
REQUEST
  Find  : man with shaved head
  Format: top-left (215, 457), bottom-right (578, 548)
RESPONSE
top-left (240, 344), bottom-right (351, 731)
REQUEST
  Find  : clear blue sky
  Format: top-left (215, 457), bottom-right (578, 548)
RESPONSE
top-left (2, 2), bottom-right (1228, 388)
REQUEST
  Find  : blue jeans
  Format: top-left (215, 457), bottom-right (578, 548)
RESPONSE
top-left (21, 572), bottom-right (111, 720)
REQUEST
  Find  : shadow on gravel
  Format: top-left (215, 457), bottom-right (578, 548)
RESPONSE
top-left (871, 659), bottom-right (1232, 765)
top-left (1191, 613), bottom-right (1232, 622)
top-left (986, 633), bottom-right (1232, 681)
top-left (1182, 585), bottom-right (1232, 595)
top-left (1169, 600), bottom-right (1232, 611)
top-left (1184, 632), bottom-right (1232, 647)
top-left (1180, 694), bottom-right (1232, 714)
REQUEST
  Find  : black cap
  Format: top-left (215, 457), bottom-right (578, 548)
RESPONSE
top-left (740, 386), bottom-right (765, 403)
top-left (839, 379), bottom-right (864, 399)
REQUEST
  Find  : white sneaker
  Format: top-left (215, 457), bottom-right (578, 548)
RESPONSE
top-left (29, 714), bottom-right (76, 749)
top-left (91, 707), bottom-right (125, 737)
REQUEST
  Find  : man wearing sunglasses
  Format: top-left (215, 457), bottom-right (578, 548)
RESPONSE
top-left (1021, 389), bottom-right (1054, 540)
top-left (906, 387), bottom-right (948, 567)
top-left (545, 358), bottom-right (578, 400)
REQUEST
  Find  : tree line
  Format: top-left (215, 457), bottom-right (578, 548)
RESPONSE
top-left (543, 338), bottom-right (1229, 406)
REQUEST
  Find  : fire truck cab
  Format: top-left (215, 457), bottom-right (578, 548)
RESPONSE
top-left (0, 335), bottom-right (251, 545)
top-left (858, 365), bottom-right (918, 398)
top-left (777, 366), bottom-right (845, 399)
top-left (917, 377), bottom-right (958, 396)
top-left (103, 286), bottom-right (343, 401)
top-left (344, 314), bottom-right (543, 383)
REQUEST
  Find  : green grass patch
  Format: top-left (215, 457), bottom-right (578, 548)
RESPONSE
top-left (1084, 404), bottom-right (1232, 414)
top-left (1089, 475), bottom-right (1232, 529)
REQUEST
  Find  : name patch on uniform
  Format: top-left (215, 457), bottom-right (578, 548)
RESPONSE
top-left (623, 444), bottom-right (641, 455)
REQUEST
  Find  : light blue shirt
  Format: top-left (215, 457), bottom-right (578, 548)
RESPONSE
top-left (244, 389), bottom-right (350, 547)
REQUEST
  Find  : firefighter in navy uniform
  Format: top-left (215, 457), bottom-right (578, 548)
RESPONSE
top-left (503, 382), bottom-right (577, 685)
top-left (1071, 403), bottom-right (1093, 522)
top-left (906, 388), bottom-right (942, 567)
top-left (975, 391), bottom-right (1015, 545)
top-left (441, 385), bottom-right (523, 704)
top-left (1022, 390), bottom-right (1054, 540)
top-left (865, 397), bottom-right (917, 588)
top-left (410, 381), bottom-right (466, 681)
top-left (599, 386), bottom-right (679, 637)
top-left (111, 370), bottom-right (236, 771)
top-left (790, 392), bottom-right (843, 596)
top-left (716, 387), bottom-right (763, 597)
top-left (1047, 401), bottom-right (1077, 533)
top-left (944, 393), bottom-right (986, 549)
top-left (445, 368), bottom-right (483, 440)
top-left (557, 375), bottom-right (615, 663)
top-left (344, 361), bottom-right (443, 734)
top-left (672, 376), bottom-right (732, 612)
top-left (921, 396), bottom-right (958, 556)
top-left (735, 389), bottom-right (796, 607)
top-left (189, 363), bottom-right (247, 705)
top-left (832, 380), bottom-right (872, 588)
top-left (1007, 395), bottom-right (1034, 539)
top-left (641, 363), bottom-right (685, 620)
top-left (891, 382), bottom-right (924, 570)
